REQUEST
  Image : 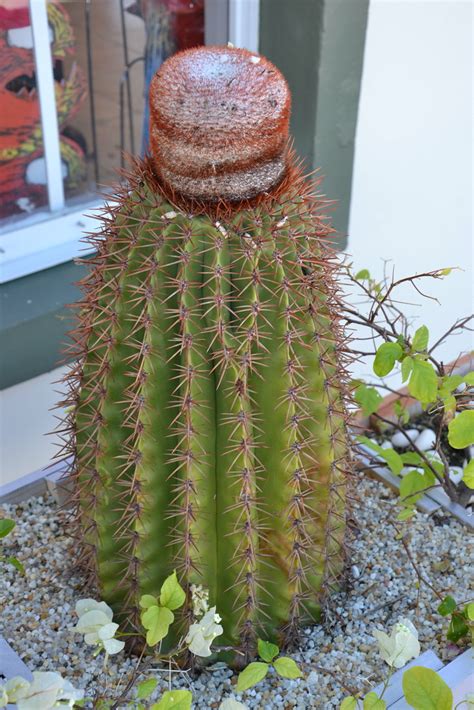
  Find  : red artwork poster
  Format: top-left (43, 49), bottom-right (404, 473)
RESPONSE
top-left (0, 0), bottom-right (87, 220)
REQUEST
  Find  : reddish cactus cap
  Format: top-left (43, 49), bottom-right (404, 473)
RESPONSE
top-left (149, 45), bottom-right (291, 202)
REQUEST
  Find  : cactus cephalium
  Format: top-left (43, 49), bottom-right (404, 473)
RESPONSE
top-left (60, 46), bottom-right (352, 658)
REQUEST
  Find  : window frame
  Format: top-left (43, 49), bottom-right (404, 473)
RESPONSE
top-left (0, 0), bottom-right (259, 285)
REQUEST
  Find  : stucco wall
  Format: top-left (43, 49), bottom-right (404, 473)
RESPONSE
top-left (348, 0), bottom-right (473, 380)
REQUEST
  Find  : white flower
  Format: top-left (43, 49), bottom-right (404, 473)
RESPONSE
top-left (74, 598), bottom-right (124, 656)
top-left (97, 623), bottom-right (125, 655)
top-left (464, 693), bottom-right (474, 709)
top-left (75, 609), bottom-right (113, 643)
top-left (219, 699), bottom-right (249, 710)
top-left (5, 672), bottom-right (83, 710)
top-left (185, 606), bottom-right (223, 657)
top-left (373, 618), bottom-right (420, 668)
top-left (0, 686), bottom-right (8, 708)
top-left (4, 676), bottom-right (30, 702)
top-left (75, 598), bottom-right (113, 619)
top-left (190, 584), bottom-right (210, 619)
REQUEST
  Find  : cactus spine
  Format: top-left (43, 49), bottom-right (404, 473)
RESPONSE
top-left (61, 46), bottom-right (351, 657)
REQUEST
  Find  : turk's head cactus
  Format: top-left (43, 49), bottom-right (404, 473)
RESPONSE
top-left (61, 45), bottom-right (352, 659)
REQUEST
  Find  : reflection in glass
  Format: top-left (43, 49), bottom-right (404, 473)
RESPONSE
top-left (0, 0), bottom-right (87, 222)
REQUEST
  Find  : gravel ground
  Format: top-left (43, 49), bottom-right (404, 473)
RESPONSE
top-left (1, 474), bottom-right (471, 709)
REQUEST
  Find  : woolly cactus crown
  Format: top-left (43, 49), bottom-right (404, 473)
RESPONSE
top-left (149, 45), bottom-right (290, 201)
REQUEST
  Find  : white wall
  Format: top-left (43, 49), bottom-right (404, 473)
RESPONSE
top-left (348, 0), bottom-right (473, 380)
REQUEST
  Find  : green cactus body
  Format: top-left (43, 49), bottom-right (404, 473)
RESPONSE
top-left (65, 46), bottom-right (350, 658)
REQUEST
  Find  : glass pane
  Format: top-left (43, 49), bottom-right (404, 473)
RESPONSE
top-left (51, 0), bottom-right (205, 201)
top-left (0, 0), bottom-right (208, 227)
top-left (0, 0), bottom-right (46, 224)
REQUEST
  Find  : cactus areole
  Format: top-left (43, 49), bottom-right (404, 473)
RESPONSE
top-left (65, 45), bottom-right (351, 660)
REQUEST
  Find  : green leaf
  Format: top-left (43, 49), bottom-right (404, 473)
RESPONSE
top-left (397, 507), bottom-right (416, 521)
top-left (411, 325), bottom-right (429, 352)
top-left (448, 411), bottom-right (474, 449)
top-left (437, 595), bottom-right (456, 617)
top-left (408, 360), bottom-right (438, 404)
top-left (358, 436), bottom-right (403, 476)
top-left (394, 400), bottom-right (410, 424)
top-left (354, 383), bottom-right (383, 416)
top-left (402, 666), bottom-right (453, 709)
top-left (137, 678), bottom-right (158, 699)
top-left (462, 460), bottom-right (474, 489)
top-left (379, 448), bottom-right (404, 476)
top-left (440, 393), bottom-right (456, 414)
top-left (440, 375), bottom-right (463, 393)
top-left (273, 656), bottom-right (303, 679)
top-left (373, 342), bottom-right (403, 377)
top-left (439, 267), bottom-right (453, 276)
top-left (424, 459), bottom-right (445, 478)
top-left (447, 612), bottom-right (469, 642)
top-left (236, 662), bottom-right (269, 692)
top-left (401, 452), bottom-right (425, 466)
top-left (464, 372), bottom-right (474, 386)
top-left (340, 697), bottom-right (358, 710)
top-left (151, 689), bottom-right (192, 710)
top-left (257, 638), bottom-right (279, 663)
top-left (139, 594), bottom-right (157, 609)
top-left (141, 605), bottom-right (174, 646)
top-left (363, 692), bottom-right (386, 709)
top-left (401, 356), bottom-right (414, 383)
top-left (5, 556), bottom-right (25, 574)
top-left (466, 603), bottom-right (474, 621)
top-left (159, 570), bottom-right (186, 611)
top-left (355, 269), bottom-right (370, 280)
top-left (399, 469), bottom-right (434, 505)
top-left (0, 518), bottom-right (15, 538)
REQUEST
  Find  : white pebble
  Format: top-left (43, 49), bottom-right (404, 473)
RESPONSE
top-left (449, 467), bottom-right (464, 485)
top-left (415, 428), bottom-right (437, 451)
top-left (161, 210), bottom-right (177, 220)
top-left (401, 467), bottom-right (423, 477)
top-left (391, 429), bottom-right (419, 448)
top-left (250, 55), bottom-right (261, 64)
top-left (351, 565), bottom-right (361, 579)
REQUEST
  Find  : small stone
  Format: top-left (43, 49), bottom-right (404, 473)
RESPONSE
top-left (449, 467), bottom-right (463, 485)
top-left (414, 428), bottom-right (437, 451)
top-left (391, 429), bottom-right (419, 448)
top-left (401, 466), bottom-right (423, 477)
top-left (351, 565), bottom-right (361, 579)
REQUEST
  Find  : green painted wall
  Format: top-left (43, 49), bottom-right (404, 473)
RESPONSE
top-left (0, 260), bottom-right (88, 389)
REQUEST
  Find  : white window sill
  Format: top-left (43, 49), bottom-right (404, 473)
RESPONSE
top-left (0, 201), bottom-right (103, 283)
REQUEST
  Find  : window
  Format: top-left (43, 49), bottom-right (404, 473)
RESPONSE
top-left (0, 0), bottom-right (254, 283)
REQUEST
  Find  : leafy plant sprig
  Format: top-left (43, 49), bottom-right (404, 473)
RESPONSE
top-left (0, 518), bottom-right (24, 574)
top-left (236, 639), bottom-right (303, 692)
top-left (346, 265), bottom-right (473, 511)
